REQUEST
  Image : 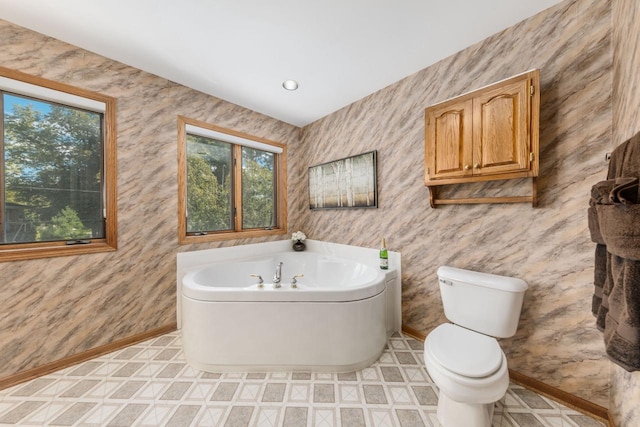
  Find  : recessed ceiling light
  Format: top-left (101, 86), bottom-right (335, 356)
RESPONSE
top-left (282, 80), bottom-right (299, 91)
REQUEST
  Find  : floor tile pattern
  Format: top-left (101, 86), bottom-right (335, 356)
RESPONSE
top-left (0, 332), bottom-right (606, 426)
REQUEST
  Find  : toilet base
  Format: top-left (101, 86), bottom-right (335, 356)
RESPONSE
top-left (437, 392), bottom-right (496, 427)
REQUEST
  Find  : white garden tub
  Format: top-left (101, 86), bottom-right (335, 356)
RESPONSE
top-left (181, 250), bottom-right (390, 372)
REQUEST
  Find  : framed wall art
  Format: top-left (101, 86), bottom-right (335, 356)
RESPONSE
top-left (309, 150), bottom-right (377, 210)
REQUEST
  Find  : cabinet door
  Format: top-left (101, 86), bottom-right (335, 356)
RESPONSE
top-left (424, 98), bottom-right (473, 182)
top-left (472, 78), bottom-right (530, 177)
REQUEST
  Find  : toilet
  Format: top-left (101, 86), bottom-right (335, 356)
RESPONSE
top-left (424, 266), bottom-right (527, 427)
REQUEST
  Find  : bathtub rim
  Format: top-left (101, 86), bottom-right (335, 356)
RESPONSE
top-left (181, 251), bottom-right (386, 302)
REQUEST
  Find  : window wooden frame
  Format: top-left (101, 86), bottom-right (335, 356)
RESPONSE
top-left (177, 116), bottom-right (287, 244)
top-left (0, 66), bottom-right (117, 262)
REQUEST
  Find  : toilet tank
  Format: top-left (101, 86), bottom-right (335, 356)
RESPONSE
top-left (437, 266), bottom-right (528, 338)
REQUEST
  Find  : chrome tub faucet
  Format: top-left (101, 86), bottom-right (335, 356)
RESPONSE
top-left (273, 262), bottom-right (283, 288)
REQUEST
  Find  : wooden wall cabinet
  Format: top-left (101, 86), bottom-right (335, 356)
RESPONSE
top-left (424, 69), bottom-right (540, 207)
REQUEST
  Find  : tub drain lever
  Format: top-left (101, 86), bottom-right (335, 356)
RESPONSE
top-left (250, 274), bottom-right (264, 288)
top-left (290, 274), bottom-right (304, 288)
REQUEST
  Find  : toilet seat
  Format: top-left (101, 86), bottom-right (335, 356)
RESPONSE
top-left (425, 323), bottom-right (502, 378)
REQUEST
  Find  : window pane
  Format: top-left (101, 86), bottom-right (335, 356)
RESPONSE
top-left (186, 134), bottom-right (232, 232)
top-left (242, 146), bottom-right (275, 229)
top-left (2, 93), bottom-right (104, 244)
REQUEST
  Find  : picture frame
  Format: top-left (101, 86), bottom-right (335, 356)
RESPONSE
top-left (309, 150), bottom-right (377, 210)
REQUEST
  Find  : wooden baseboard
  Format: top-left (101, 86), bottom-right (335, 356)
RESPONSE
top-left (0, 323), bottom-right (177, 391)
top-left (508, 370), bottom-right (609, 424)
top-left (401, 324), bottom-right (612, 426)
top-left (401, 324), bottom-right (426, 341)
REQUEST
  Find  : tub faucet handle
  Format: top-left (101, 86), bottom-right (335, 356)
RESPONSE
top-left (250, 274), bottom-right (264, 288)
top-left (291, 274), bottom-right (304, 288)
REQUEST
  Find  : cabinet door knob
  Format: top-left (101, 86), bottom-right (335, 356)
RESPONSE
top-left (474, 163), bottom-right (480, 169)
top-left (464, 164), bottom-right (471, 170)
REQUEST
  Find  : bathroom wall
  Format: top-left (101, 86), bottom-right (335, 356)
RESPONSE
top-left (610, 0), bottom-right (640, 425)
top-left (0, 19), bottom-right (300, 380)
top-left (0, 0), bottom-right (627, 413)
top-left (297, 0), bottom-right (612, 406)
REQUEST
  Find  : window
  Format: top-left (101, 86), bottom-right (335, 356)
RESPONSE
top-left (177, 116), bottom-right (286, 243)
top-left (0, 66), bottom-right (117, 262)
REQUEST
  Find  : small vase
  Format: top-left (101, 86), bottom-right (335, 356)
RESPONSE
top-left (292, 240), bottom-right (306, 252)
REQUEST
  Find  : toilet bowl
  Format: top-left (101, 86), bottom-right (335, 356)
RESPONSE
top-left (425, 266), bottom-right (527, 427)
top-left (424, 324), bottom-right (509, 427)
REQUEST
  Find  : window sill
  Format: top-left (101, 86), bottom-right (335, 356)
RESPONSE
top-left (0, 240), bottom-right (117, 262)
top-left (179, 228), bottom-right (286, 245)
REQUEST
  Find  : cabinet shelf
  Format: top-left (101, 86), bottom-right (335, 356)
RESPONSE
top-left (427, 177), bottom-right (538, 208)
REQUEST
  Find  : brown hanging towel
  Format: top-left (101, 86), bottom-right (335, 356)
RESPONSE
top-left (588, 131), bottom-right (640, 371)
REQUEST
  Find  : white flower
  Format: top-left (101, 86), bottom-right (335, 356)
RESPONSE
top-left (291, 231), bottom-right (306, 241)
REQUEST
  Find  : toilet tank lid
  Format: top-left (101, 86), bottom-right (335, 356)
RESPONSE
top-left (437, 266), bottom-right (528, 292)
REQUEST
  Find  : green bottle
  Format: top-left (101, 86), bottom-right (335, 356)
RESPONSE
top-left (380, 238), bottom-right (389, 270)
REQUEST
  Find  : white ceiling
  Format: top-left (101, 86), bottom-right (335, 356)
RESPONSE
top-left (0, 1), bottom-right (563, 127)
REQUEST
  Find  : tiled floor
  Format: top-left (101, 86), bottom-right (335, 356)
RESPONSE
top-left (0, 331), bottom-right (606, 427)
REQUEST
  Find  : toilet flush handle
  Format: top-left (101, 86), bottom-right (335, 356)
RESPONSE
top-left (439, 279), bottom-right (453, 286)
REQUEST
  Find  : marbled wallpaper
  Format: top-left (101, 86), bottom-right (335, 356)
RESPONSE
top-left (297, 0), bottom-right (612, 406)
top-left (1, 0), bottom-right (634, 415)
top-left (0, 19), bottom-right (300, 379)
top-left (611, 0), bottom-right (640, 425)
